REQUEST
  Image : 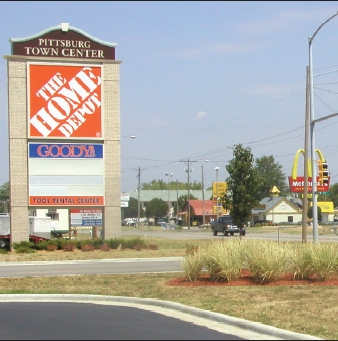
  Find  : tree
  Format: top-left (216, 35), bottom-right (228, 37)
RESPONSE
top-left (307, 205), bottom-right (322, 222)
top-left (0, 181), bottom-right (9, 213)
top-left (220, 144), bottom-right (261, 236)
top-left (255, 155), bottom-right (289, 200)
top-left (176, 194), bottom-right (198, 214)
top-left (121, 197), bottom-right (145, 219)
top-left (322, 183), bottom-right (338, 207)
top-left (145, 198), bottom-right (168, 218)
top-left (141, 180), bottom-right (208, 190)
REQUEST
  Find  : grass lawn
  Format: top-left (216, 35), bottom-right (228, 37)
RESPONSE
top-left (0, 228), bottom-right (337, 339)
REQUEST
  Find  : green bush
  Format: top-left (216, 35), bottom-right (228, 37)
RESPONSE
top-left (123, 237), bottom-right (146, 249)
top-left (81, 244), bottom-right (95, 252)
top-left (14, 246), bottom-right (36, 253)
top-left (105, 237), bottom-right (126, 249)
top-left (12, 241), bottom-right (35, 251)
top-left (35, 239), bottom-right (59, 251)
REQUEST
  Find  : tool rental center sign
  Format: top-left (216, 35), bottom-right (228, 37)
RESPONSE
top-left (28, 63), bottom-right (102, 139)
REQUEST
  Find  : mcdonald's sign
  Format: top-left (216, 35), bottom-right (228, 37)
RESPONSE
top-left (288, 149), bottom-right (330, 193)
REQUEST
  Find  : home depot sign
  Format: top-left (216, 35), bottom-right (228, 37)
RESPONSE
top-left (29, 64), bottom-right (102, 139)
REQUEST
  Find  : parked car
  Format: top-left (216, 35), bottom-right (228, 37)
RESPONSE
top-left (253, 220), bottom-right (273, 227)
top-left (156, 218), bottom-right (167, 226)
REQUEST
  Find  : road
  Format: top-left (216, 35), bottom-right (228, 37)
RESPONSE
top-left (122, 226), bottom-right (338, 242)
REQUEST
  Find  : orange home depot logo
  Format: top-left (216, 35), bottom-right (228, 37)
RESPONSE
top-left (29, 64), bottom-right (102, 138)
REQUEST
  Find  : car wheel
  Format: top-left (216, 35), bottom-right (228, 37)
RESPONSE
top-left (212, 229), bottom-right (217, 236)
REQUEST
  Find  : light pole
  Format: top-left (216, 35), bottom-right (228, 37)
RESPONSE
top-left (215, 167), bottom-right (220, 221)
top-left (181, 159), bottom-right (197, 229)
top-left (165, 172), bottom-right (173, 220)
top-left (185, 167), bottom-right (193, 229)
top-left (201, 165), bottom-right (205, 225)
top-left (308, 12), bottom-right (338, 242)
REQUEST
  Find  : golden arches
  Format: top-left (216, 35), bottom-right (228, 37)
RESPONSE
top-left (291, 149), bottom-right (325, 180)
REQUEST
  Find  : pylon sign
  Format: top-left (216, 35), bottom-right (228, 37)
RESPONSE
top-left (212, 182), bottom-right (227, 202)
top-left (288, 149), bottom-right (330, 193)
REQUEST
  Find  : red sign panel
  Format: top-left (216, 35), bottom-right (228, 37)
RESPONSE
top-left (288, 176), bottom-right (330, 193)
top-left (28, 64), bottom-right (102, 139)
top-left (30, 196), bottom-right (104, 206)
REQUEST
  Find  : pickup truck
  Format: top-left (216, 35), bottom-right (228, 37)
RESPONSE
top-left (210, 215), bottom-right (246, 236)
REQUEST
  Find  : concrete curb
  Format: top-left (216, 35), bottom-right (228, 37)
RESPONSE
top-left (0, 256), bottom-right (183, 266)
top-left (0, 294), bottom-right (322, 340)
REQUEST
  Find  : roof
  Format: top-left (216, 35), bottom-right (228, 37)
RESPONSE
top-left (252, 196), bottom-right (302, 214)
top-left (129, 190), bottom-right (213, 202)
top-left (10, 23), bottom-right (117, 47)
top-left (188, 200), bottom-right (216, 216)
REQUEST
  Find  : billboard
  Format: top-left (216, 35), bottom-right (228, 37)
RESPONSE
top-left (28, 63), bottom-right (102, 139)
top-left (289, 149), bottom-right (330, 193)
top-left (212, 182), bottom-right (227, 202)
top-left (28, 143), bottom-right (104, 206)
top-left (70, 209), bottom-right (103, 226)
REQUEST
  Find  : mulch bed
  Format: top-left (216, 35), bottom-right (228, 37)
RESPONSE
top-left (166, 270), bottom-right (338, 286)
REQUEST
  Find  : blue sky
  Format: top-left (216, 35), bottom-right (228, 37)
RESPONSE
top-left (1, 1), bottom-right (338, 193)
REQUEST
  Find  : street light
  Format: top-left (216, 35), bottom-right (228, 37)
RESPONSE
top-left (201, 165), bottom-right (205, 225)
top-left (215, 167), bottom-right (220, 221)
top-left (184, 167), bottom-right (193, 229)
top-left (165, 172), bottom-right (173, 220)
top-left (308, 12), bottom-right (338, 242)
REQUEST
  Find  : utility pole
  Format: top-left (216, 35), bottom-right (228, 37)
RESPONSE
top-left (176, 179), bottom-right (178, 218)
top-left (302, 66), bottom-right (310, 243)
top-left (135, 167), bottom-right (145, 228)
top-left (201, 165), bottom-right (205, 225)
top-left (180, 158), bottom-right (197, 229)
top-left (165, 172), bottom-right (173, 220)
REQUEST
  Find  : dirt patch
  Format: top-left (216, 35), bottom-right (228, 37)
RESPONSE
top-left (166, 270), bottom-right (338, 286)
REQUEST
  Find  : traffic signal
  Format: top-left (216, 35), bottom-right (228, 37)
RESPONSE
top-left (318, 161), bottom-right (324, 185)
top-left (322, 161), bottom-right (329, 185)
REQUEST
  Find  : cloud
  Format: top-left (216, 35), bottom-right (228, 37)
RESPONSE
top-left (195, 111), bottom-right (208, 119)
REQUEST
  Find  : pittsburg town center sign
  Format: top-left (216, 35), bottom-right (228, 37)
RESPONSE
top-left (4, 23), bottom-right (122, 244)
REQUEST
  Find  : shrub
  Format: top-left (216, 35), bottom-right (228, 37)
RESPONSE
top-left (148, 244), bottom-right (158, 250)
top-left (185, 244), bottom-right (199, 256)
top-left (289, 243), bottom-right (314, 280)
top-left (308, 242), bottom-right (338, 281)
top-left (46, 244), bottom-right (58, 252)
top-left (105, 238), bottom-right (126, 249)
top-left (35, 239), bottom-right (59, 251)
top-left (100, 244), bottom-right (110, 252)
top-left (204, 240), bottom-right (244, 282)
top-left (132, 244), bottom-right (143, 251)
top-left (12, 241), bottom-right (35, 251)
top-left (244, 240), bottom-right (289, 284)
top-left (81, 244), bottom-right (95, 252)
top-left (14, 246), bottom-right (36, 253)
top-left (123, 237), bottom-right (146, 249)
top-left (181, 248), bottom-right (205, 282)
top-left (60, 240), bottom-right (76, 252)
top-left (0, 249), bottom-right (8, 254)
